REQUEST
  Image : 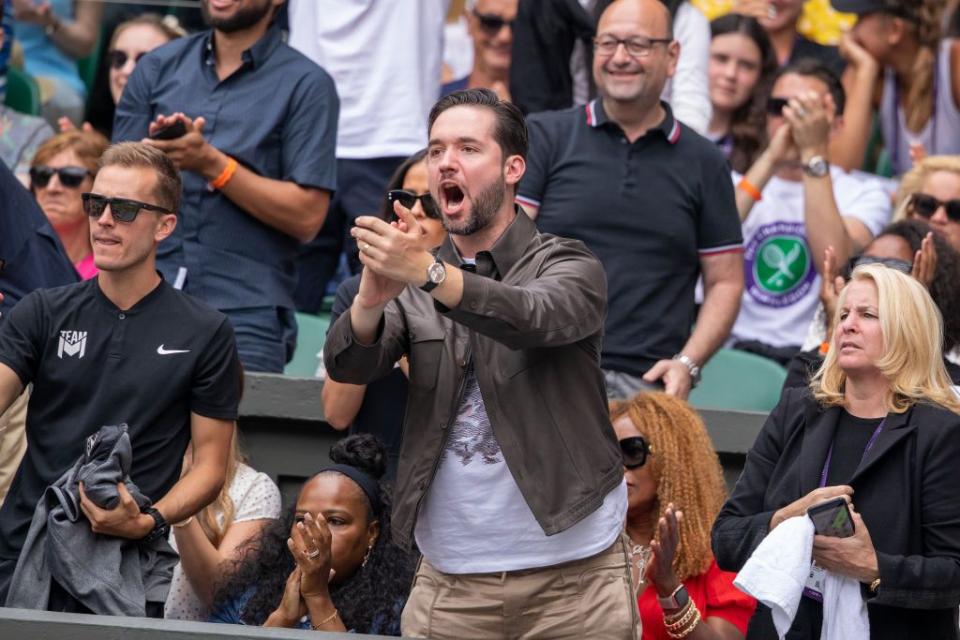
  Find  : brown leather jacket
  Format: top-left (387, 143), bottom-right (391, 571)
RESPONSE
top-left (324, 211), bottom-right (623, 550)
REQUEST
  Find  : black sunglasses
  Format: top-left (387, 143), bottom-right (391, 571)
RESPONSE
top-left (620, 436), bottom-right (653, 469)
top-left (910, 193), bottom-right (960, 223)
top-left (766, 97), bottom-right (789, 116)
top-left (30, 165), bottom-right (91, 189)
top-left (473, 10), bottom-right (514, 34)
top-left (82, 192), bottom-right (172, 223)
top-left (107, 49), bottom-right (147, 70)
top-left (387, 189), bottom-right (441, 220)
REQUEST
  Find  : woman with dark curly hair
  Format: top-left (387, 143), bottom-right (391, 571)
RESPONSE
top-left (707, 14), bottom-right (777, 173)
top-left (209, 434), bottom-right (416, 635)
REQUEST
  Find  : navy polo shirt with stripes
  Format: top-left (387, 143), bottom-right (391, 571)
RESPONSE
top-left (519, 100), bottom-right (743, 377)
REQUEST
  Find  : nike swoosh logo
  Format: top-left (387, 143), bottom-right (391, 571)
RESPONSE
top-left (157, 345), bottom-right (191, 355)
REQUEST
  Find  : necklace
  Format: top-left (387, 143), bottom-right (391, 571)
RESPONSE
top-left (627, 536), bottom-right (653, 596)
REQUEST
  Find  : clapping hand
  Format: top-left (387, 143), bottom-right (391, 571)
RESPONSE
top-left (143, 113), bottom-right (220, 176)
top-left (911, 232), bottom-right (937, 289)
top-left (819, 246), bottom-right (845, 339)
top-left (288, 512), bottom-right (335, 598)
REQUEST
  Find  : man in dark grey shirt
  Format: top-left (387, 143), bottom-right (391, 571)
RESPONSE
top-left (113, 0), bottom-right (339, 372)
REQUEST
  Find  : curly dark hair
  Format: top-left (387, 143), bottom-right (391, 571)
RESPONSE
top-left (710, 14), bottom-right (777, 174)
top-left (213, 435), bottom-right (417, 635)
top-left (868, 220), bottom-right (960, 353)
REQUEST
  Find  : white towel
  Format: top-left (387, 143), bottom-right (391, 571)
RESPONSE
top-left (733, 515), bottom-right (870, 640)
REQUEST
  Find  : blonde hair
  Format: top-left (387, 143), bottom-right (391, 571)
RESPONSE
top-left (893, 155), bottom-right (960, 221)
top-left (195, 433), bottom-right (244, 547)
top-left (609, 393), bottom-right (727, 581)
top-left (900, 0), bottom-right (943, 133)
top-left (811, 263), bottom-right (960, 414)
top-left (109, 13), bottom-right (186, 49)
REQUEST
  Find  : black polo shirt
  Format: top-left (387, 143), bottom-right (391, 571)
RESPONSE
top-left (518, 100), bottom-right (742, 376)
top-left (0, 278), bottom-right (241, 562)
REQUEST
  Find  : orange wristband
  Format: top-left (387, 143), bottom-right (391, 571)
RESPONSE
top-left (819, 341), bottom-right (830, 355)
top-left (737, 177), bottom-right (763, 201)
top-left (209, 156), bottom-right (238, 190)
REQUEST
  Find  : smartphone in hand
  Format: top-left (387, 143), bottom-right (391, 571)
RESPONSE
top-left (807, 497), bottom-right (855, 538)
top-left (150, 120), bottom-right (187, 141)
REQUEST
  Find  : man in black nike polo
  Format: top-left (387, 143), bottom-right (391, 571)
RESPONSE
top-left (0, 143), bottom-right (241, 608)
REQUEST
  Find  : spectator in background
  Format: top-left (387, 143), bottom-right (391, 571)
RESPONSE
top-left (288, 0), bottom-right (447, 313)
top-left (830, 0), bottom-right (960, 176)
top-left (759, 0), bottom-right (844, 74)
top-left (520, 0), bottom-right (744, 400)
top-left (165, 431), bottom-right (281, 621)
top-left (893, 156), bottom-right (960, 252)
top-left (0, 142), bottom-right (240, 605)
top-left (707, 14), bottom-right (777, 173)
top-left (322, 150), bottom-right (446, 480)
top-left (730, 60), bottom-right (889, 364)
top-left (211, 435), bottom-right (415, 635)
top-left (714, 264), bottom-right (960, 640)
top-left (0, 10), bottom-right (53, 183)
top-left (11, 0), bottom-right (103, 125)
top-left (611, 392), bottom-right (755, 640)
top-left (29, 129), bottom-right (108, 279)
top-left (114, 0), bottom-right (338, 373)
top-left (443, 0), bottom-right (516, 99)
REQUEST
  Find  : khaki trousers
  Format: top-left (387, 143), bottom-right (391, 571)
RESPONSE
top-left (401, 535), bottom-right (640, 640)
top-left (0, 388), bottom-right (29, 507)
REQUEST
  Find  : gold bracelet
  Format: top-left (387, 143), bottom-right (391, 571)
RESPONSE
top-left (664, 601), bottom-right (698, 632)
top-left (171, 516), bottom-right (194, 528)
top-left (869, 578), bottom-right (881, 594)
top-left (667, 606), bottom-right (701, 639)
top-left (311, 608), bottom-right (339, 629)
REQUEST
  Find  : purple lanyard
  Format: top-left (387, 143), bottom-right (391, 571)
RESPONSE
top-left (818, 418), bottom-right (886, 488)
top-left (890, 72), bottom-right (938, 172)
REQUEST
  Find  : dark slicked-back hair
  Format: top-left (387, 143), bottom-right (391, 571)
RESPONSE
top-left (99, 142), bottom-right (181, 214)
top-left (772, 58), bottom-right (846, 116)
top-left (428, 88), bottom-right (529, 161)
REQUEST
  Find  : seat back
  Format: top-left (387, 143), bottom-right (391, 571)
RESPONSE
top-left (284, 312), bottom-right (331, 377)
top-left (4, 67), bottom-right (42, 116)
top-left (688, 348), bottom-right (787, 413)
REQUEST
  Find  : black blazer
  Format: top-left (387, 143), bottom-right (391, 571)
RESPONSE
top-left (712, 388), bottom-right (960, 640)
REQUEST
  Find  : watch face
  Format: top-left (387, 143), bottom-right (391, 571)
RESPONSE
top-left (427, 261), bottom-right (446, 284)
top-left (807, 157), bottom-right (829, 177)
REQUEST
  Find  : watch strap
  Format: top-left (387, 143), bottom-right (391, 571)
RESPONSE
top-left (420, 256), bottom-right (444, 293)
top-left (658, 584), bottom-right (690, 611)
top-left (140, 506), bottom-right (169, 543)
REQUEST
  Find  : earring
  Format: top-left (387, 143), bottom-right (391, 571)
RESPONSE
top-left (361, 541), bottom-right (374, 568)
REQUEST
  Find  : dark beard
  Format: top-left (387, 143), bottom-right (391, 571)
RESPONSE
top-left (202, 0), bottom-right (274, 33)
top-left (443, 175), bottom-right (506, 237)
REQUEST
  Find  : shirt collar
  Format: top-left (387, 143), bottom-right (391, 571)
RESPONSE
top-left (587, 98), bottom-right (681, 145)
top-left (437, 205), bottom-right (536, 279)
top-left (202, 21), bottom-right (283, 70)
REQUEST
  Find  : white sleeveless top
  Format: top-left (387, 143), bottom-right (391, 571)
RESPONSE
top-left (881, 39), bottom-right (960, 176)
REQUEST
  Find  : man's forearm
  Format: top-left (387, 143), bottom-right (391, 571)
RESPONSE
top-left (349, 300), bottom-right (387, 346)
top-left (802, 167), bottom-right (853, 271)
top-left (153, 462), bottom-right (225, 527)
top-left (682, 279), bottom-right (742, 366)
top-left (737, 151), bottom-right (776, 222)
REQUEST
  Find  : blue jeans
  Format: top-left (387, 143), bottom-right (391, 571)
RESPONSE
top-left (226, 307), bottom-right (297, 373)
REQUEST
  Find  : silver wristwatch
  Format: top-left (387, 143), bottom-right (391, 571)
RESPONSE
top-left (420, 257), bottom-right (446, 293)
top-left (673, 353), bottom-right (701, 388)
top-left (802, 155), bottom-right (829, 178)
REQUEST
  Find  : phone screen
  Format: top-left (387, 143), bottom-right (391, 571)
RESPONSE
top-left (808, 499), bottom-right (855, 538)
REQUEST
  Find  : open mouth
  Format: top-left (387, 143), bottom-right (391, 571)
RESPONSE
top-left (440, 183), bottom-right (466, 215)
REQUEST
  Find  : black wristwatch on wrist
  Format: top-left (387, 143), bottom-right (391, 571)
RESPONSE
top-left (140, 506), bottom-right (169, 543)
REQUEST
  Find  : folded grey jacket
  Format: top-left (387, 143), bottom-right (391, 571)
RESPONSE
top-left (4, 423), bottom-right (178, 615)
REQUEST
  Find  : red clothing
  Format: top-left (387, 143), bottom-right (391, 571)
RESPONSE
top-left (638, 559), bottom-right (755, 640)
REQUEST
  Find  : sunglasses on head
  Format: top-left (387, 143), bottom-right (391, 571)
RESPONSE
top-left (620, 436), bottom-right (653, 469)
top-left (30, 165), bottom-right (91, 189)
top-left (107, 49), bottom-right (147, 70)
top-left (910, 193), bottom-right (960, 223)
top-left (387, 189), bottom-right (441, 220)
top-left (81, 192), bottom-right (172, 223)
top-left (851, 254), bottom-right (912, 275)
top-left (473, 10), bottom-right (514, 34)
top-left (766, 97), bottom-right (789, 116)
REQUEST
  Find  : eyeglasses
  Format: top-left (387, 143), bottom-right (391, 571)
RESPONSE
top-left (910, 193), bottom-right (960, 223)
top-left (387, 190), bottom-right (441, 220)
top-left (619, 436), bottom-right (653, 469)
top-left (593, 36), bottom-right (672, 59)
top-left (81, 192), bottom-right (172, 223)
top-left (473, 10), bottom-right (514, 34)
top-left (107, 49), bottom-right (147, 70)
top-left (29, 165), bottom-right (91, 189)
top-left (766, 97), bottom-right (789, 116)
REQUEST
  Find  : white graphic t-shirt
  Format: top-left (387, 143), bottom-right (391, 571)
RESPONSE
top-left (415, 364), bottom-right (627, 574)
top-left (731, 168), bottom-right (890, 348)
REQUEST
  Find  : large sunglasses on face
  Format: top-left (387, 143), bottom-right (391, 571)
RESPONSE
top-left (910, 192), bottom-right (960, 223)
top-left (620, 436), bottom-right (653, 469)
top-left (82, 192), bottom-right (172, 223)
top-left (107, 49), bottom-right (147, 70)
top-left (473, 10), bottom-right (515, 34)
top-left (766, 97), bottom-right (789, 116)
top-left (29, 165), bottom-right (91, 189)
top-left (386, 189), bottom-right (441, 220)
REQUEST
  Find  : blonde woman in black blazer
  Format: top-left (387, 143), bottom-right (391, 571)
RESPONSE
top-left (713, 263), bottom-right (960, 640)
